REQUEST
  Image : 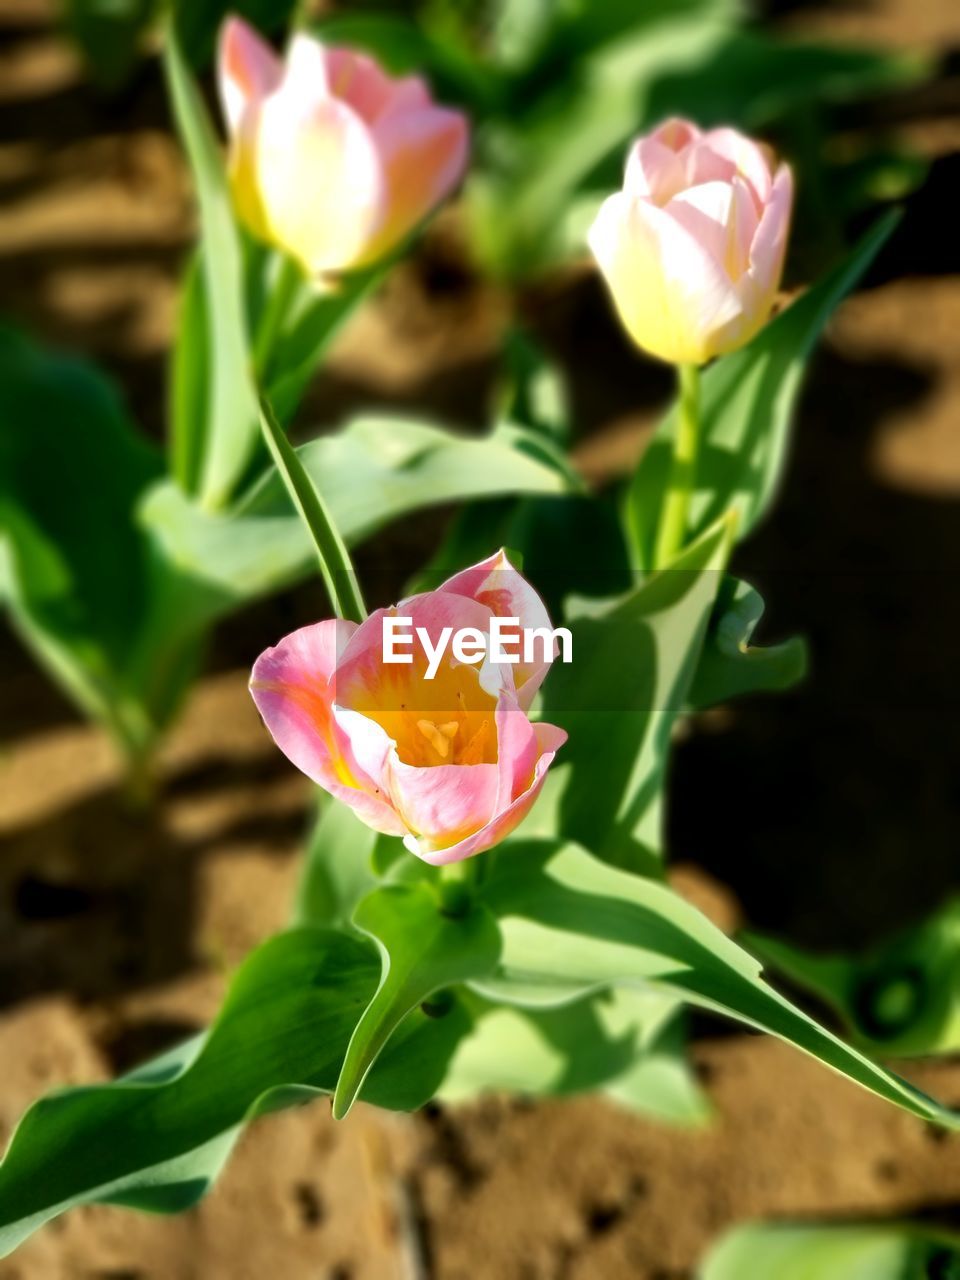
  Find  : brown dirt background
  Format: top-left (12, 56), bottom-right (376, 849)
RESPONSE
top-left (1, 0), bottom-right (960, 1275)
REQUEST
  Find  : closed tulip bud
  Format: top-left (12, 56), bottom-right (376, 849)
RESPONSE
top-left (218, 16), bottom-right (469, 276)
top-left (588, 118), bottom-right (793, 365)
top-left (250, 551), bottom-right (566, 865)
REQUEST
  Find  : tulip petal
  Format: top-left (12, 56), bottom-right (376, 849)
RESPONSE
top-left (323, 48), bottom-right (429, 124)
top-left (668, 177), bottom-right (759, 282)
top-left (362, 106), bottom-right (468, 264)
top-left (388, 757), bottom-right (499, 851)
top-left (250, 621), bottom-right (405, 834)
top-left (589, 192), bottom-right (743, 365)
top-left (408, 720), bottom-right (566, 865)
top-left (438, 549), bottom-right (555, 708)
top-left (698, 126), bottom-right (774, 205)
top-left (218, 16), bottom-right (283, 135)
top-left (649, 117), bottom-right (702, 152)
top-left (251, 88), bottom-right (384, 274)
top-left (625, 137), bottom-right (687, 204)
top-left (749, 162), bottom-right (793, 279)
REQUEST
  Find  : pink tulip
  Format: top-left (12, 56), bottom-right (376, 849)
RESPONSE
top-left (217, 16), bottom-right (469, 276)
top-left (588, 118), bottom-right (793, 365)
top-left (249, 551), bottom-right (567, 864)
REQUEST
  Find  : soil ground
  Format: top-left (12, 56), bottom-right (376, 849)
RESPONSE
top-left (1, 0), bottom-right (960, 1276)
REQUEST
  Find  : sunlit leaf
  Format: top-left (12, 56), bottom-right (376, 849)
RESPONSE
top-left (164, 26), bottom-right (260, 509)
top-left (542, 515), bottom-right (734, 871)
top-left (333, 884), bottom-right (501, 1117)
top-left (700, 1221), bottom-right (960, 1280)
top-left (475, 840), bottom-right (960, 1129)
top-left (0, 927), bottom-right (470, 1257)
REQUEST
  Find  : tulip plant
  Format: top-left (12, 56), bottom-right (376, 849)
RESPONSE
top-left (0, 8), bottom-right (953, 1267)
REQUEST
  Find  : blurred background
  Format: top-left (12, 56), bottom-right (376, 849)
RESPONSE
top-left (1, 0), bottom-right (959, 1275)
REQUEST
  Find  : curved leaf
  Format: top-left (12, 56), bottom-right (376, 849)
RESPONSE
top-left (745, 899), bottom-right (960, 1058)
top-left (688, 576), bottom-right (807, 709)
top-left (333, 884), bottom-right (501, 1119)
top-left (542, 514), bottom-right (734, 870)
top-left (0, 327), bottom-right (161, 754)
top-left (0, 927), bottom-right (470, 1257)
top-left (476, 840), bottom-right (960, 1130)
top-left (139, 415), bottom-right (576, 638)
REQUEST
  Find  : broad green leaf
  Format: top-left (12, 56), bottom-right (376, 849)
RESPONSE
top-left (0, 927), bottom-right (471, 1257)
top-left (541, 515), bottom-right (734, 870)
top-left (688, 576), bottom-right (807, 709)
top-left (139, 415), bottom-right (576, 637)
top-left (745, 899), bottom-right (960, 1058)
top-left (0, 327), bottom-right (161, 755)
top-left (438, 988), bottom-right (637, 1102)
top-left (293, 797), bottom-right (380, 929)
top-left (476, 840), bottom-right (960, 1130)
top-left (601, 993), bottom-right (711, 1125)
top-left (333, 884), bottom-right (501, 1118)
top-left (164, 27), bottom-right (260, 509)
top-left (701, 1222), bottom-right (960, 1280)
top-left (627, 212), bottom-right (899, 566)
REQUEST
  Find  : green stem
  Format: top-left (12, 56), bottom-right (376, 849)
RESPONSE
top-left (253, 255), bottom-right (302, 381)
top-left (257, 394), bottom-right (367, 625)
top-left (653, 363), bottom-right (701, 569)
top-left (437, 859), bottom-right (478, 916)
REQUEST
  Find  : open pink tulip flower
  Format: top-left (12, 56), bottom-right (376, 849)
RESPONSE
top-left (218, 16), bottom-right (469, 276)
top-left (588, 118), bottom-right (793, 365)
top-left (249, 551), bottom-right (567, 865)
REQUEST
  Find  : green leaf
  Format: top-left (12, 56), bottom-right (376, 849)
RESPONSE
top-left (332, 884), bottom-right (501, 1118)
top-left (163, 25), bottom-right (260, 509)
top-left (541, 515), bottom-right (734, 870)
top-left (476, 840), bottom-right (960, 1130)
top-left (700, 1222), bottom-right (960, 1280)
top-left (744, 899), bottom-right (960, 1058)
top-left (601, 994), bottom-right (711, 1125)
top-left (293, 797), bottom-right (380, 929)
top-left (438, 988), bottom-right (637, 1102)
top-left (169, 253), bottom-right (209, 495)
top-left (139, 414), bottom-right (576, 638)
top-left (0, 327), bottom-right (162, 756)
top-left (0, 926), bottom-right (471, 1257)
top-left (688, 576), bottom-right (807, 709)
top-left (627, 212), bottom-right (900, 566)
top-left (257, 395), bottom-right (367, 623)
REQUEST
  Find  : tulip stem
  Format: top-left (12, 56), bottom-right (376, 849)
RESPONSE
top-left (253, 254), bottom-right (302, 380)
top-left (437, 859), bottom-right (478, 916)
top-left (653, 363), bottom-right (701, 569)
top-left (257, 393), bottom-right (368, 624)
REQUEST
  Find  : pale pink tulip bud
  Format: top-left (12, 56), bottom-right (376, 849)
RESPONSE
top-left (588, 118), bottom-right (793, 365)
top-left (217, 16), bottom-right (469, 276)
top-left (249, 551), bottom-right (567, 865)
